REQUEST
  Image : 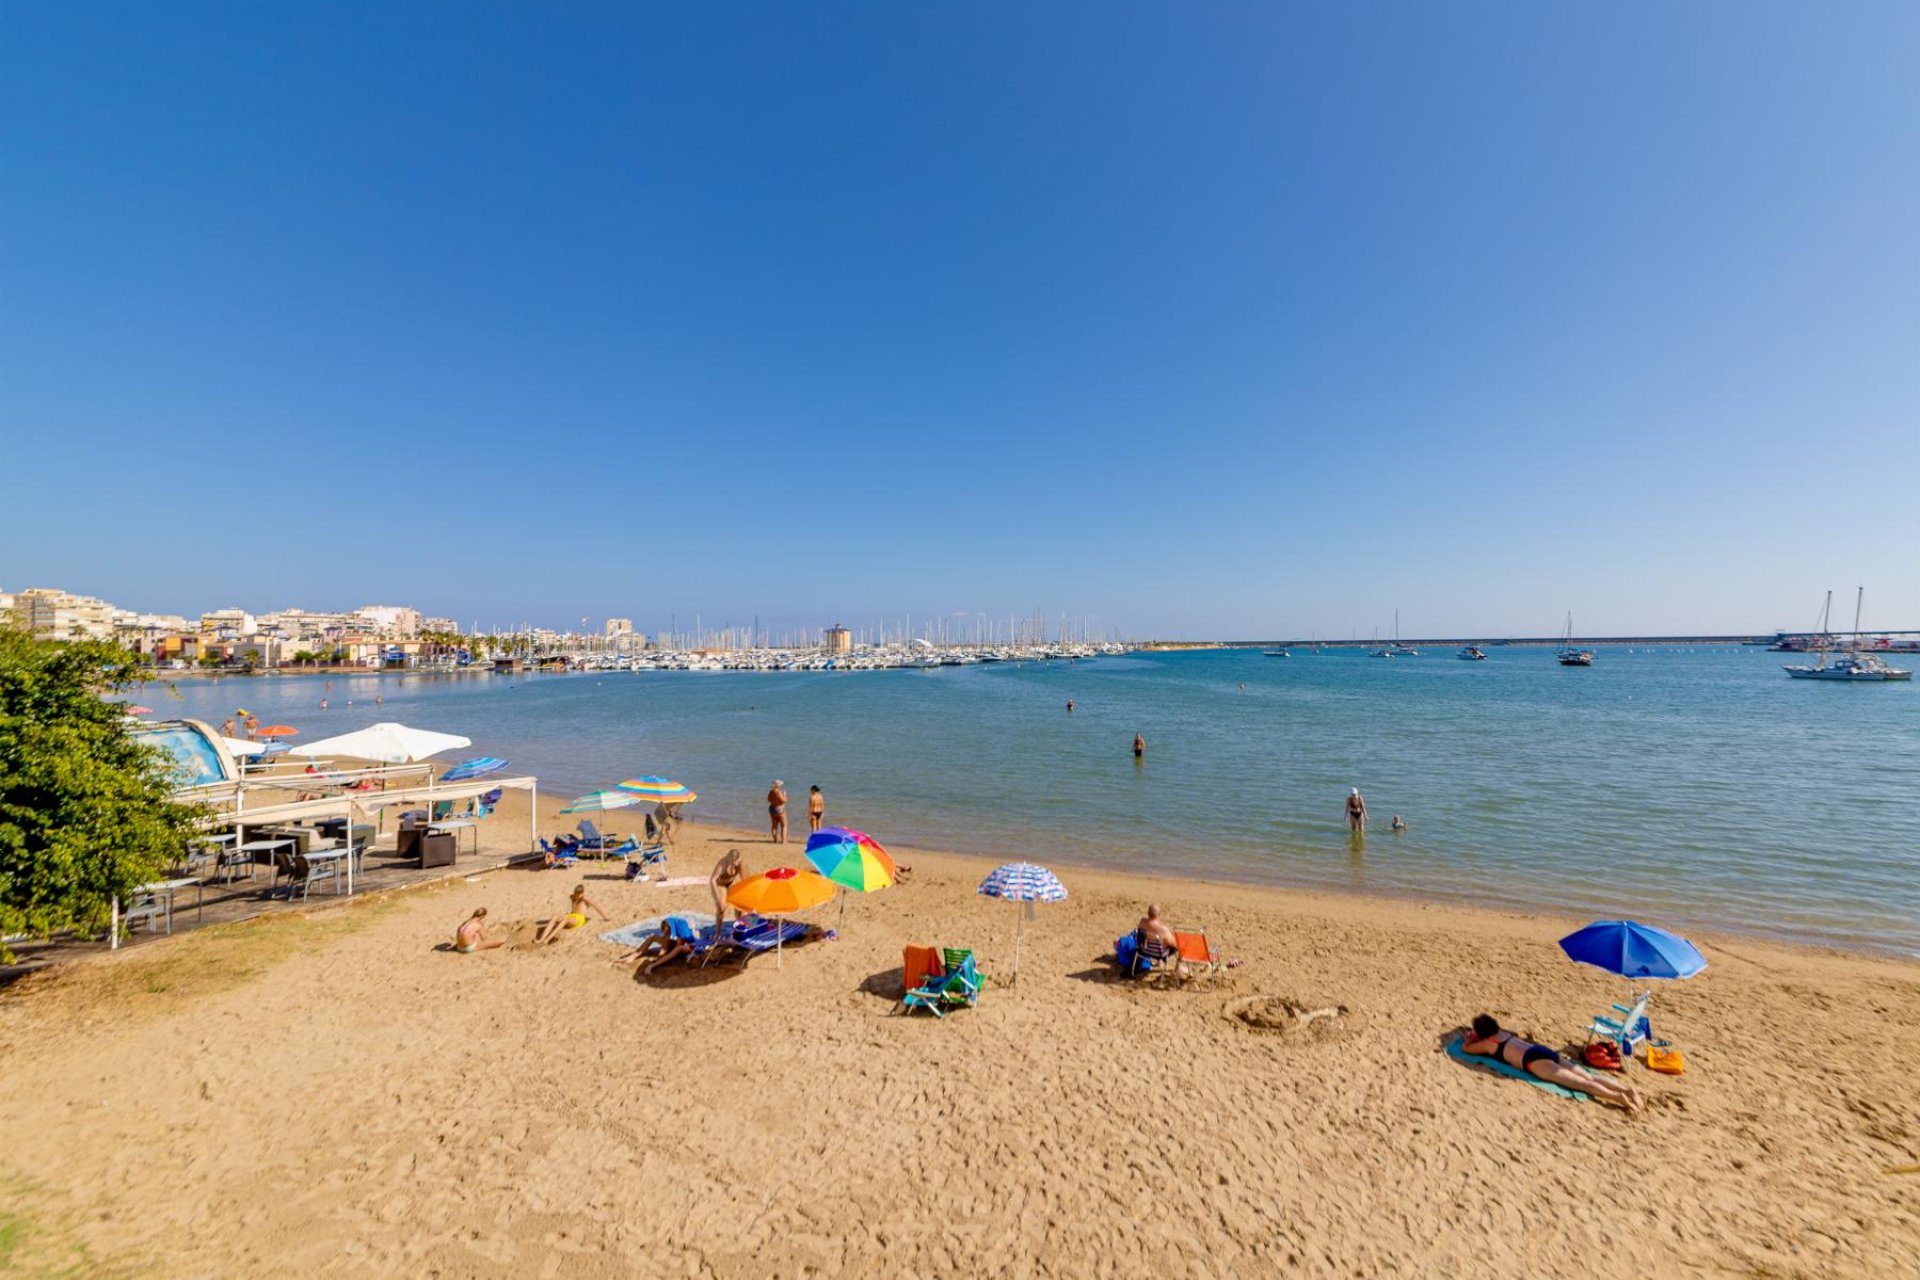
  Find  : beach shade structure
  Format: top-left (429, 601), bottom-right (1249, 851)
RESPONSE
top-left (221, 736), bottom-right (272, 758)
top-left (1559, 920), bottom-right (1708, 982)
top-left (287, 722), bottom-right (472, 765)
top-left (615, 776), bottom-right (698, 804)
top-left (726, 867), bottom-right (836, 969)
top-left (976, 862), bottom-right (1068, 985)
top-left (804, 827), bottom-right (896, 927)
top-left (440, 756), bottom-right (510, 783)
top-left (255, 724), bottom-right (299, 740)
top-left (560, 789), bottom-right (647, 815)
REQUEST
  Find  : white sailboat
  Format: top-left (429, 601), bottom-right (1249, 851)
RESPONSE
top-left (1556, 613), bottom-right (1594, 666)
top-left (1784, 588), bottom-right (1912, 681)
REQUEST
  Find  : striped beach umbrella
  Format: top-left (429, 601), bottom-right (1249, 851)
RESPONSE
top-left (560, 789), bottom-right (646, 815)
top-left (440, 756), bottom-right (509, 782)
top-left (616, 775), bottom-right (697, 804)
top-left (976, 862), bottom-right (1068, 984)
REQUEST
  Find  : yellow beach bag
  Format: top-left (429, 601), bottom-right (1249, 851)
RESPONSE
top-left (1645, 1043), bottom-right (1685, 1075)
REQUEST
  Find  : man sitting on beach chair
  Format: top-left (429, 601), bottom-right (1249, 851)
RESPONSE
top-left (1132, 904), bottom-right (1185, 978)
top-left (1463, 1014), bottom-right (1644, 1112)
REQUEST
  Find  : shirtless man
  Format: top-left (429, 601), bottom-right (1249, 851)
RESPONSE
top-left (1134, 903), bottom-right (1184, 977)
top-left (711, 849), bottom-right (745, 935)
top-left (1463, 1014), bottom-right (1644, 1112)
top-left (1133, 733), bottom-right (1146, 760)
top-left (1346, 787), bottom-right (1368, 833)
top-left (454, 907), bottom-right (505, 953)
top-left (767, 781), bottom-right (788, 844)
top-left (807, 785), bottom-right (825, 833)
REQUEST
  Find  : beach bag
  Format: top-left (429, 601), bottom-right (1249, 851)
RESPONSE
top-left (1645, 1043), bottom-right (1686, 1075)
top-left (1583, 1040), bottom-right (1624, 1071)
top-left (1114, 934), bottom-right (1147, 977)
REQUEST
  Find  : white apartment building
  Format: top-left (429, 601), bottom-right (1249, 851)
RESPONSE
top-left (198, 608), bottom-right (256, 637)
top-left (257, 608), bottom-right (359, 641)
top-left (13, 588), bottom-right (117, 640)
top-left (422, 616), bottom-right (460, 635)
top-left (353, 605), bottom-right (421, 638)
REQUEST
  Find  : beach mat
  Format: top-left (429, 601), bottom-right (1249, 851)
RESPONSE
top-left (1445, 1038), bottom-right (1587, 1103)
top-left (600, 912), bottom-right (715, 948)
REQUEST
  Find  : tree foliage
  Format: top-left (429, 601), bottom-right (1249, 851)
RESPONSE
top-left (0, 630), bottom-right (203, 953)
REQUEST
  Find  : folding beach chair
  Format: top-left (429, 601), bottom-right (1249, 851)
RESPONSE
top-left (1171, 930), bottom-right (1225, 986)
top-left (1588, 991), bottom-right (1652, 1054)
top-left (576, 820), bottom-right (621, 858)
top-left (902, 949), bottom-right (981, 1017)
top-left (539, 838), bottom-right (578, 869)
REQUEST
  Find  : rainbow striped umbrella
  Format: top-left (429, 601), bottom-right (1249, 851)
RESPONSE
top-left (560, 789), bottom-right (646, 815)
top-left (616, 776), bottom-right (698, 804)
top-left (804, 827), bottom-right (895, 893)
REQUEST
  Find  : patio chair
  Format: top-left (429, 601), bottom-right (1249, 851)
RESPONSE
top-left (431, 800), bottom-right (456, 822)
top-left (902, 949), bottom-right (981, 1017)
top-left (1588, 991), bottom-right (1652, 1054)
top-left (284, 852), bottom-right (338, 901)
top-left (120, 889), bottom-right (168, 937)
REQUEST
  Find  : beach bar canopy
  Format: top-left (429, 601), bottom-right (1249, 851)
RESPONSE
top-left (289, 722), bottom-right (472, 765)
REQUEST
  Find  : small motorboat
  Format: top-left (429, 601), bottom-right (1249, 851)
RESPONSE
top-left (1263, 649), bottom-right (1290, 658)
top-left (1458, 645), bottom-right (1487, 661)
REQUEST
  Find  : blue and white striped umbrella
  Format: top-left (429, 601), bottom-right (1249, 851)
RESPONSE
top-left (977, 862), bottom-right (1067, 983)
top-left (976, 862), bottom-right (1068, 903)
top-left (440, 756), bottom-right (508, 783)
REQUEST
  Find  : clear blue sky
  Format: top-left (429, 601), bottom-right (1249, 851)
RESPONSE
top-left (4, 4), bottom-right (1916, 639)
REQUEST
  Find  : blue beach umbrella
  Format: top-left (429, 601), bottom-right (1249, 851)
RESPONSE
top-left (440, 756), bottom-right (508, 782)
top-left (1558, 919), bottom-right (1707, 981)
top-left (977, 862), bottom-right (1068, 984)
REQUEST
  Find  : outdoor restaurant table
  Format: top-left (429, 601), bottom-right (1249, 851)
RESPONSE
top-left (231, 838), bottom-right (294, 884)
top-left (135, 877), bottom-right (205, 932)
top-left (428, 820), bottom-right (478, 856)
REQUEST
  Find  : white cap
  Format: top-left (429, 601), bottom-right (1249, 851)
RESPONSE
top-left (1351, 787), bottom-right (1360, 795)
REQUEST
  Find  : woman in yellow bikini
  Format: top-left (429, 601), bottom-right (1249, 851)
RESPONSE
top-left (534, 883), bottom-right (609, 945)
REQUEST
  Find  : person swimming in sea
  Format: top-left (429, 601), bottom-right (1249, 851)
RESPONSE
top-left (1390, 815), bottom-right (1407, 832)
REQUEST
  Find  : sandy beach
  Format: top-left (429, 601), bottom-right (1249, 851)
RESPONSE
top-left (1, 793), bottom-right (1916, 1278)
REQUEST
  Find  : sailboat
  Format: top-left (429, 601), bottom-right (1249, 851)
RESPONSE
top-left (1784, 589), bottom-right (1911, 681)
top-left (1373, 609), bottom-right (1418, 657)
top-left (1556, 614), bottom-right (1595, 666)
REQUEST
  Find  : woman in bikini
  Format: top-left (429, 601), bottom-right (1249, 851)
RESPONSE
top-left (1463, 1014), bottom-right (1644, 1112)
top-left (454, 908), bottom-right (505, 953)
top-left (711, 849), bottom-right (745, 937)
top-left (534, 884), bottom-right (609, 945)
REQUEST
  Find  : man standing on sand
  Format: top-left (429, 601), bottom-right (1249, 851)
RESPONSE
top-left (1347, 787), bottom-right (1367, 833)
top-left (807, 785), bottom-right (825, 833)
top-left (767, 780), bottom-right (788, 844)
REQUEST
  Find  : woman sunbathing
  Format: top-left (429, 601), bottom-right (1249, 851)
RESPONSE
top-left (534, 884), bottom-right (609, 945)
top-left (1463, 1014), bottom-right (1644, 1112)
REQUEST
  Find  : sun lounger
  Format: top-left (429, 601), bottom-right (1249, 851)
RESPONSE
top-left (698, 917), bottom-right (818, 965)
top-left (902, 948), bottom-right (981, 1017)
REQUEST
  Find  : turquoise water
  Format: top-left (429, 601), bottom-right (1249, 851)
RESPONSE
top-left (160, 647), bottom-right (1920, 955)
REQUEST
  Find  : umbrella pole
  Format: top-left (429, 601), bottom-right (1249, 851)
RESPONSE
top-left (1012, 906), bottom-right (1023, 985)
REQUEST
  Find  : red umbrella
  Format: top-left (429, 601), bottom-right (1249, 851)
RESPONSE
top-left (256, 724), bottom-right (299, 739)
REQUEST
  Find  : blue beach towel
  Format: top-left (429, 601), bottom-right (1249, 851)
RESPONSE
top-left (599, 912), bottom-right (714, 948)
top-left (1444, 1037), bottom-right (1588, 1103)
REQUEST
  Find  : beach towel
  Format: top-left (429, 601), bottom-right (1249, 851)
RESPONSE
top-left (599, 912), bottom-right (716, 948)
top-left (903, 944), bottom-right (944, 994)
top-left (649, 876), bottom-right (708, 889)
top-left (1444, 1038), bottom-right (1588, 1103)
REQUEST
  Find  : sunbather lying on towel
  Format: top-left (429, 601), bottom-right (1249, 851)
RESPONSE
top-left (1463, 1015), bottom-right (1644, 1112)
top-left (617, 918), bottom-right (697, 972)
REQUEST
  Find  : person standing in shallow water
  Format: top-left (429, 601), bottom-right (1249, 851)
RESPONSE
top-left (767, 780), bottom-right (788, 844)
top-left (1133, 733), bottom-right (1145, 760)
top-left (1346, 787), bottom-right (1368, 833)
top-left (1066, 699), bottom-right (1075, 714)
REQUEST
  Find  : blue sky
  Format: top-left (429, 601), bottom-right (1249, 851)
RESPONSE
top-left (3, 4), bottom-right (1916, 639)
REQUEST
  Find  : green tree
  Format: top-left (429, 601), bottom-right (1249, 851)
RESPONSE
top-left (0, 631), bottom-right (203, 956)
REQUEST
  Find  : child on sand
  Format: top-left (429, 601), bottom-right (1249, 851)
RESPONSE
top-left (534, 884), bottom-right (609, 945)
top-left (454, 908), bottom-right (504, 953)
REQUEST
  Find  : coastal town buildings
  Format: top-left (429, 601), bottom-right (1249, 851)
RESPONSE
top-left (825, 624), bottom-right (853, 654)
top-left (10, 587), bottom-right (117, 640)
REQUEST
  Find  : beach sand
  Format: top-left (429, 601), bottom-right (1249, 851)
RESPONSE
top-left (1, 796), bottom-right (1916, 1277)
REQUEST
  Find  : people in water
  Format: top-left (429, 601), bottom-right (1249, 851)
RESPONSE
top-left (1390, 815), bottom-right (1407, 832)
top-left (1066, 699), bottom-right (1075, 714)
top-left (454, 907), bottom-right (504, 953)
top-left (767, 780), bottom-right (788, 843)
top-left (1347, 787), bottom-right (1368, 833)
top-left (533, 883), bottom-right (608, 945)
top-left (711, 849), bottom-right (745, 935)
top-left (808, 785), bottom-right (826, 832)
top-left (1463, 1015), bottom-right (1644, 1112)
top-left (1133, 732), bottom-right (1146, 759)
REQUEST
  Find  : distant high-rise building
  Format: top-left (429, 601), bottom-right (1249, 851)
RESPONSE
top-left (824, 624), bottom-right (852, 654)
top-left (15, 588), bottom-right (117, 640)
top-left (605, 618), bottom-right (633, 637)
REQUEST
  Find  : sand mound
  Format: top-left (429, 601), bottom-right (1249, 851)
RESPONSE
top-left (1225, 992), bottom-right (1361, 1042)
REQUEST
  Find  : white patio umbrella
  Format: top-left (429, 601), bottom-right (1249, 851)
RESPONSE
top-left (288, 722), bottom-right (472, 764)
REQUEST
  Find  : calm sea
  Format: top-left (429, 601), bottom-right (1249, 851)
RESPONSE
top-left (159, 647), bottom-right (1920, 955)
